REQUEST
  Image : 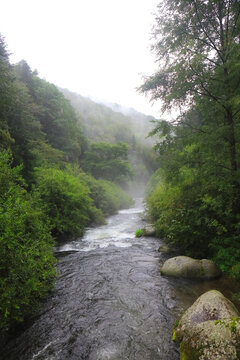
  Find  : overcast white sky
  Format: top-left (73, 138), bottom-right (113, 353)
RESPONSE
top-left (1, 0), bottom-right (161, 117)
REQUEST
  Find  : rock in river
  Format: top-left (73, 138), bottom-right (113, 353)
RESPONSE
top-left (158, 244), bottom-right (172, 253)
top-left (173, 290), bottom-right (240, 360)
top-left (143, 224), bottom-right (155, 237)
top-left (160, 256), bottom-right (221, 280)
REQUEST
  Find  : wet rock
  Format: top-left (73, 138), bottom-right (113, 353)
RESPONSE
top-left (176, 290), bottom-right (238, 329)
top-left (160, 256), bottom-right (221, 280)
top-left (158, 244), bottom-right (172, 253)
top-left (173, 290), bottom-right (240, 360)
top-left (142, 224), bottom-right (155, 237)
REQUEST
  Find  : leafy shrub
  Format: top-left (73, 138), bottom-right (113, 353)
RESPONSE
top-left (35, 167), bottom-right (104, 238)
top-left (210, 235), bottom-right (240, 279)
top-left (0, 152), bottom-right (56, 330)
top-left (92, 179), bottom-right (134, 215)
top-left (232, 264), bottom-right (240, 280)
top-left (135, 229), bottom-right (144, 237)
top-left (146, 167), bottom-right (240, 273)
top-left (146, 176), bottom-right (224, 258)
top-left (78, 172), bottom-right (134, 216)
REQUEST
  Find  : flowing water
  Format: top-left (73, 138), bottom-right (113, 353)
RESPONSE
top-left (1, 198), bottom-right (239, 360)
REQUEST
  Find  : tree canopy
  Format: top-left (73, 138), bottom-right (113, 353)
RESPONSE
top-left (141, 0), bottom-right (240, 110)
top-left (82, 142), bottom-right (133, 185)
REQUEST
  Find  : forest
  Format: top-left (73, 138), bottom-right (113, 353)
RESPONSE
top-left (0, 34), bottom-right (155, 331)
top-left (141, 0), bottom-right (240, 279)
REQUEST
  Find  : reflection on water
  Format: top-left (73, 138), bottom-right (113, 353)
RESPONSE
top-left (1, 198), bottom-right (239, 360)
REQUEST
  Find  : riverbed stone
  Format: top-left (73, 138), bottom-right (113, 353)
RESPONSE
top-left (160, 256), bottom-right (221, 279)
top-left (143, 224), bottom-right (155, 236)
top-left (158, 244), bottom-right (172, 253)
top-left (173, 290), bottom-right (240, 360)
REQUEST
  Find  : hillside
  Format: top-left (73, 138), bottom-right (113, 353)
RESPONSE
top-left (59, 88), bottom-right (156, 146)
top-left (59, 88), bottom-right (158, 189)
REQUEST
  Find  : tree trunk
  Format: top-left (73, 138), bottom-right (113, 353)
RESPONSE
top-left (227, 109), bottom-right (237, 173)
top-left (226, 108), bottom-right (240, 216)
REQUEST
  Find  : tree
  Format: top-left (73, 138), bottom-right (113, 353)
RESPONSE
top-left (140, 0), bottom-right (240, 210)
top-left (0, 39), bottom-right (43, 184)
top-left (82, 142), bottom-right (133, 185)
top-left (14, 62), bottom-right (88, 165)
top-left (0, 152), bottom-right (56, 330)
top-left (0, 34), bottom-right (15, 149)
top-left (142, 1), bottom-right (240, 276)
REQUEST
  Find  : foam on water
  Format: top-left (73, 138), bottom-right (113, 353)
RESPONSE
top-left (118, 208), bottom-right (143, 215)
top-left (58, 200), bottom-right (144, 253)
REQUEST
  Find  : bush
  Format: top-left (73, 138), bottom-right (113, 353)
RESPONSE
top-left (146, 178), bottom-right (218, 257)
top-left (35, 167), bottom-right (104, 238)
top-left (92, 179), bottom-right (134, 215)
top-left (0, 152), bottom-right (56, 330)
top-left (146, 169), bottom-right (240, 271)
top-left (78, 172), bottom-right (134, 216)
top-left (135, 229), bottom-right (143, 237)
top-left (210, 235), bottom-right (240, 279)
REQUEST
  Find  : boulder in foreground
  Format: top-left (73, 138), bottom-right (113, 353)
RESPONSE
top-left (160, 256), bottom-right (221, 280)
top-left (173, 290), bottom-right (240, 360)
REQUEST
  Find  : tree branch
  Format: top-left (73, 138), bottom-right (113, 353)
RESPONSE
top-left (193, 0), bottom-right (224, 63)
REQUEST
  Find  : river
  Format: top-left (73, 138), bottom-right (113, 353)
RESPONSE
top-left (1, 198), bottom-right (238, 360)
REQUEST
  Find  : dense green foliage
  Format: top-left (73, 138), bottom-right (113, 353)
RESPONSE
top-left (35, 167), bottom-right (133, 238)
top-left (14, 61), bottom-right (87, 170)
top-left (81, 174), bottom-right (134, 216)
top-left (135, 229), bottom-right (144, 238)
top-left (35, 167), bottom-right (103, 238)
top-left (82, 142), bottom-right (133, 185)
top-left (0, 152), bottom-right (56, 330)
top-left (142, 0), bottom-right (240, 277)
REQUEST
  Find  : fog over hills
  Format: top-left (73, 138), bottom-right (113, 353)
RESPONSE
top-left (59, 88), bottom-right (157, 147)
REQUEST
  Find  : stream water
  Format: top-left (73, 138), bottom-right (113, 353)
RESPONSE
top-left (1, 198), bottom-right (238, 360)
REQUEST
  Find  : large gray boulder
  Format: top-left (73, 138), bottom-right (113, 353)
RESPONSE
top-left (160, 256), bottom-right (221, 279)
top-left (173, 290), bottom-right (240, 359)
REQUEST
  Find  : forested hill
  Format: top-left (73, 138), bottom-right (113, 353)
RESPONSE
top-left (59, 88), bottom-right (158, 187)
top-left (60, 88), bottom-right (156, 146)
